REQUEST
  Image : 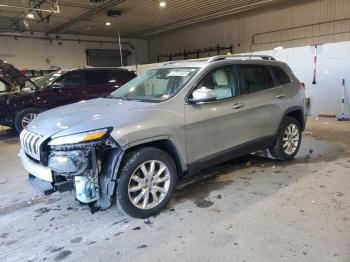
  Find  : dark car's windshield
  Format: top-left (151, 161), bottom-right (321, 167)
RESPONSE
top-left (26, 71), bottom-right (63, 90)
top-left (110, 67), bottom-right (198, 102)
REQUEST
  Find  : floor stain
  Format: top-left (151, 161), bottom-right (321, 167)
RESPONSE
top-left (6, 240), bottom-right (17, 246)
top-left (54, 250), bottom-right (72, 261)
top-left (70, 237), bottom-right (82, 243)
top-left (48, 246), bottom-right (65, 253)
top-left (194, 199), bottom-right (214, 208)
top-left (1, 233), bottom-right (8, 238)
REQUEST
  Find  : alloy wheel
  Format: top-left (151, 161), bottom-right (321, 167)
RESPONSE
top-left (128, 160), bottom-right (171, 210)
top-left (282, 123), bottom-right (300, 155)
top-left (21, 113), bottom-right (37, 128)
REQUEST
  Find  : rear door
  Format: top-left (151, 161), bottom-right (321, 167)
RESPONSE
top-left (111, 70), bottom-right (137, 88)
top-left (84, 70), bottom-right (117, 98)
top-left (236, 63), bottom-right (288, 140)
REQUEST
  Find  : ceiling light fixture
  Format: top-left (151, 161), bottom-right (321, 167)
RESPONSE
top-left (274, 46), bottom-right (283, 51)
top-left (23, 19), bottom-right (30, 30)
top-left (105, 21), bottom-right (111, 26)
top-left (159, 0), bottom-right (166, 7)
top-left (26, 13), bottom-right (35, 19)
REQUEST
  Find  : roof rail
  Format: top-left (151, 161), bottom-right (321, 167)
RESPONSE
top-left (208, 54), bottom-right (276, 63)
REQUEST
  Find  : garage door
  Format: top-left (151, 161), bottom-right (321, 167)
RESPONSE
top-left (86, 49), bottom-right (131, 67)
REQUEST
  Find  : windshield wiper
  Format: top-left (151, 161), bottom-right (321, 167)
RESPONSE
top-left (108, 95), bottom-right (130, 101)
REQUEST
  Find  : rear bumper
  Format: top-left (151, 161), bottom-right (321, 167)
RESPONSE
top-left (19, 149), bottom-right (53, 182)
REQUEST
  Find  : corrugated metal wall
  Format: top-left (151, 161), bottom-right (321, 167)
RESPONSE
top-left (149, 0), bottom-right (350, 62)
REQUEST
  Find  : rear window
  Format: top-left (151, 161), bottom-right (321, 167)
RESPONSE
top-left (239, 64), bottom-right (274, 93)
top-left (85, 71), bottom-right (114, 85)
top-left (271, 66), bottom-right (291, 85)
top-left (112, 70), bottom-right (137, 83)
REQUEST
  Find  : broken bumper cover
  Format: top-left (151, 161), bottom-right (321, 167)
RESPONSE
top-left (19, 149), bottom-right (53, 182)
top-left (19, 149), bottom-right (74, 195)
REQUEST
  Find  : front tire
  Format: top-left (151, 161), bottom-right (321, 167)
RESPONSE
top-left (116, 147), bottom-right (177, 218)
top-left (269, 117), bottom-right (302, 160)
top-left (14, 108), bottom-right (42, 133)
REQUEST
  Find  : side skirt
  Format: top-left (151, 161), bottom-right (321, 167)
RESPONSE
top-left (187, 136), bottom-right (276, 176)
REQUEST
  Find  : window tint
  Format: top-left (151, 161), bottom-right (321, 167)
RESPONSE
top-left (239, 64), bottom-right (274, 93)
top-left (58, 71), bottom-right (84, 88)
top-left (85, 71), bottom-right (114, 85)
top-left (193, 66), bottom-right (237, 100)
top-left (115, 71), bottom-right (137, 82)
top-left (271, 66), bottom-right (291, 85)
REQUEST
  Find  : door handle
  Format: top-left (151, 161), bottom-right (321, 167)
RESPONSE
top-left (232, 103), bottom-right (245, 109)
top-left (275, 94), bottom-right (286, 99)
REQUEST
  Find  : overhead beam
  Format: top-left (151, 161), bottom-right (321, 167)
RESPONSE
top-left (47, 0), bottom-right (127, 34)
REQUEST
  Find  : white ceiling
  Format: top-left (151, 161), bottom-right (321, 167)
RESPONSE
top-left (0, 0), bottom-right (314, 38)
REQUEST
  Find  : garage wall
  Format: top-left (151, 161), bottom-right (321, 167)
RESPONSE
top-left (148, 0), bottom-right (350, 62)
top-left (253, 41), bottom-right (350, 117)
top-left (0, 33), bottom-right (149, 70)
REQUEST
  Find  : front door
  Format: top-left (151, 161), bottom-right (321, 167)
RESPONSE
top-left (47, 70), bottom-right (86, 108)
top-left (185, 65), bottom-right (248, 164)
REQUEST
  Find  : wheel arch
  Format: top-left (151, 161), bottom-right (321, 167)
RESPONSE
top-left (123, 138), bottom-right (186, 176)
top-left (282, 106), bottom-right (305, 131)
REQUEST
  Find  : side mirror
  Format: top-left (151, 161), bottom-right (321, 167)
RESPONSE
top-left (188, 87), bottom-right (217, 103)
top-left (51, 82), bottom-right (63, 89)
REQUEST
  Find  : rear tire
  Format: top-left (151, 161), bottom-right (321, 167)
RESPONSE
top-left (269, 117), bottom-right (301, 160)
top-left (116, 147), bottom-right (177, 218)
top-left (14, 108), bottom-right (42, 133)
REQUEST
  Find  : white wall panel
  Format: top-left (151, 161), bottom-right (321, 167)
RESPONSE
top-left (149, 0), bottom-right (350, 62)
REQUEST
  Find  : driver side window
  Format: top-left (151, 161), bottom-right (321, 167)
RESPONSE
top-left (56, 71), bottom-right (84, 89)
top-left (192, 65), bottom-right (237, 100)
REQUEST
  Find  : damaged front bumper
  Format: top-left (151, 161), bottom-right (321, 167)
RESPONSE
top-left (19, 140), bottom-right (124, 210)
top-left (20, 149), bottom-right (52, 182)
top-left (20, 149), bottom-right (75, 194)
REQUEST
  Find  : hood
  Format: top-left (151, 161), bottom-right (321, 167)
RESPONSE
top-left (0, 60), bottom-right (38, 90)
top-left (27, 98), bottom-right (156, 138)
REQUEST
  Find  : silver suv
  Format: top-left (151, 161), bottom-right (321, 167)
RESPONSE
top-left (19, 55), bottom-right (306, 218)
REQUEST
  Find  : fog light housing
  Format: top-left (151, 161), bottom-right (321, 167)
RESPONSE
top-left (48, 151), bottom-right (87, 174)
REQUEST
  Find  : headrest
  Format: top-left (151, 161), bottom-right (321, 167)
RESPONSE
top-left (213, 70), bottom-right (229, 86)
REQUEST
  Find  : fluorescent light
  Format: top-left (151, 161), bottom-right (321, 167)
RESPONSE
top-left (160, 0), bottom-right (166, 7)
top-left (26, 13), bottom-right (35, 19)
top-left (105, 21), bottom-right (111, 26)
top-left (274, 46), bottom-right (283, 50)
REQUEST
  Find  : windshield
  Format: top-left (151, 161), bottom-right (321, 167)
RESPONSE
top-left (26, 71), bottom-right (63, 90)
top-left (110, 67), bottom-right (198, 102)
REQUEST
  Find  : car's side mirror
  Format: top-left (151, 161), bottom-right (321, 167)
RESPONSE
top-left (51, 82), bottom-right (63, 89)
top-left (188, 87), bottom-right (217, 104)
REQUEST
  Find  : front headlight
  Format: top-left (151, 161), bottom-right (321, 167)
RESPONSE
top-left (48, 128), bottom-right (109, 146)
top-left (49, 151), bottom-right (87, 174)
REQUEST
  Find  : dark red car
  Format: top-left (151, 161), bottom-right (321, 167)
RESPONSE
top-left (0, 67), bottom-right (137, 132)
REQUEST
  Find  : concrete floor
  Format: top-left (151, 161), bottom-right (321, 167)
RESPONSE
top-left (0, 118), bottom-right (349, 262)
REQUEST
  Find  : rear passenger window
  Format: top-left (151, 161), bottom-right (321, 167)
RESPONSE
top-left (85, 71), bottom-right (114, 85)
top-left (271, 66), bottom-right (291, 85)
top-left (112, 71), bottom-right (137, 83)
top-left (239, 64), bottom-right (274, 93)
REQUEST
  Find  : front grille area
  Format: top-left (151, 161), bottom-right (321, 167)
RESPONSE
top-left (20, 129), bottom-right (44, 161)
